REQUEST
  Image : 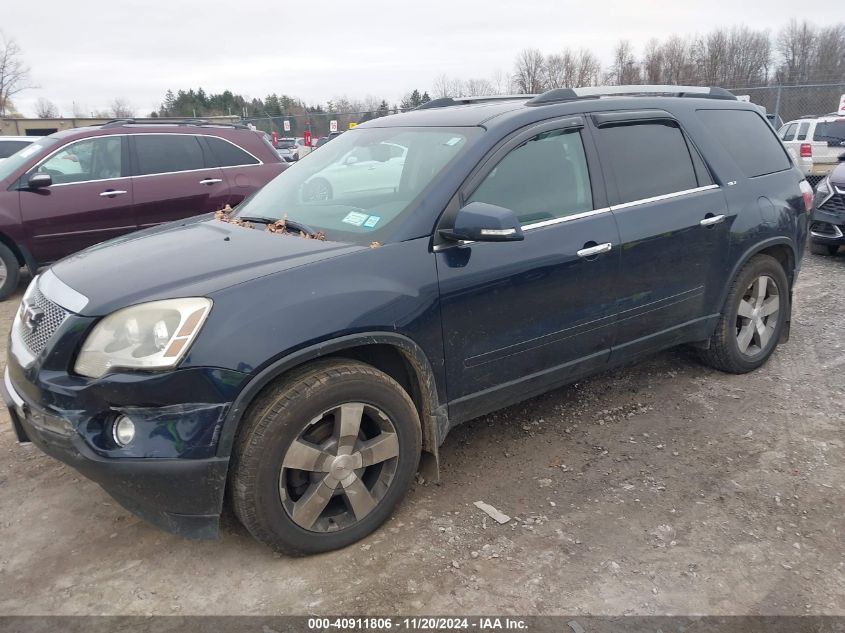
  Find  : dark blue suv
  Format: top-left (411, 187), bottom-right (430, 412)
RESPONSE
top-left (2, 86), bottom-right (811, 554)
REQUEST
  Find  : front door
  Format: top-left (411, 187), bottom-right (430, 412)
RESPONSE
top-left (589, 112), bottom-right (731, 357)
top-left (435, 118), bottom-right (621, 422)
top-left (20, 135), bottom-right (135, 263)
top-left (129, 134), bottom-right (229, 229)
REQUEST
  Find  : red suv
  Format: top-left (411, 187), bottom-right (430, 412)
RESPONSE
top-left (0, 120), bottom-right (286, 298)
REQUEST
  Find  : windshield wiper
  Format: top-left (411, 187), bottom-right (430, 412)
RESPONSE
top-left (238, 216), bottom-right (320, 237)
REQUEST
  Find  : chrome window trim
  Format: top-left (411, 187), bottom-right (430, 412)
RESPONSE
top-left (609, 184), bottom-right (719, 211)
top-left (38, 269), bottom-right (89, 313)
top-left (433, 185), bottom-right (720, 250)
top-left (522, 207), bottom-right (611, 231)
top-left (28, 132), bottom-right (263, 189)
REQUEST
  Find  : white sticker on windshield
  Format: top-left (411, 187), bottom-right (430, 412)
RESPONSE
top-left (342, 211), bottom-right (369, 227)
top-left (363, 215), bottom-right (381, 228)
top-left (445, 137), bottom-right (463, 146)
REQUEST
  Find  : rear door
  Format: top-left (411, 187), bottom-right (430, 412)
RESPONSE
top-left (19, 134), bottom-right (135, 262)
top-left (129, 133), bottom-right (228, 229)
top-left (590, 111), bottom-right (730, 359)
top-left (204, 135), bottom-right (276, 207)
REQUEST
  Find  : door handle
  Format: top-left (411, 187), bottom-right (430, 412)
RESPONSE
top-left (199, 178), bottom-right (223, 185)
top-left (577, 242), bottom-right (612, 258)
top-left (99, 190), bottom-right (128, 197)
top-left (700, 214), bottom-right (726, 227)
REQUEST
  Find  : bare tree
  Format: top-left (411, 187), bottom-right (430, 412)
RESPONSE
top-left (109, 98), bottom-right (135, 118)
top-left (513, 48), bottom-right (546, 94)
top-left (573, 49), bottom-right (602, 87)
top-left (35, 97), bottom-right (59, 118)
top-left (464, 77), bottom-right (494, 96)
top-left (432, 74), bottom-right (467, 98)
top-left (811, 24), bottom-right (845, 83)
top-left (489, 69), bottom-right (510, 94)
top-left (775, 19), bottom-right (817, 83)
top-left (0, 33), bottom-right (31, 117)
top-left (607, 40), bottom-right (641, 85)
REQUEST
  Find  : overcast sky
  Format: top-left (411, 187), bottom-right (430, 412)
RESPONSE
top-left (6, 0), bottom-right (800, 117)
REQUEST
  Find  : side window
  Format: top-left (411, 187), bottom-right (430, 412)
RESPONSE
top-left (597, 122), bottom-right (698, 204)
top-left (134, 135), bottom-right (205, 176)
top-left (36, 136), bottom-right (124, 184)
top-left (782, 123), bottom-right (798, 141)
top-left (796, 122), bottom-right (810, 141)
top-left (697, 109), bottom-right (791, 178)
top-left (468, 129), bottom-right (593, 225)
top-left (205, 136), bottom-right (259, 167)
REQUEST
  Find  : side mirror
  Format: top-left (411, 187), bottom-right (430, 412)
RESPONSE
top-left (439, 201), bottom-right (524, 243)
top-left (344, 155), bottom-right (359, 166)
top-left (27, 173), bottom-right (52, 189)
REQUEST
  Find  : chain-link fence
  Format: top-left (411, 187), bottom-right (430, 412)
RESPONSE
top-left (726, 82), bottom-right (845, 125)
top-left (241, 110), bottom-right (403, 139)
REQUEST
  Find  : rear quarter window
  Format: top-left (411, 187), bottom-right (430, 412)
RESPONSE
top-left (697, 109), bottom-right (791, 178)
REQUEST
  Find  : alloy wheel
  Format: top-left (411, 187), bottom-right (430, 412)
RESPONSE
top-left (279, 402), bottom-right (400, 532)
top-left (735, 274), bottom-right (780, 356)
top-left (0, 259), bottom-right (6, 286)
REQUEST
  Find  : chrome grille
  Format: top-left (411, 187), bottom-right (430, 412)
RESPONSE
top-left (17, 285), bottom-right (70, 356)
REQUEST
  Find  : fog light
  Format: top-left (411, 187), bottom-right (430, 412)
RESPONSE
top-left (112, 415), bottom-right (135, 447)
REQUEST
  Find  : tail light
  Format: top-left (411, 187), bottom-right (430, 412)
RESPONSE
top-left (799, 143), bottom-right (812, 158)
top-left (799, 180), bottom-right (814, 216)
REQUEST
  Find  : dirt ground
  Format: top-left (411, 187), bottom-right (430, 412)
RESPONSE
top-left (0, 253), bottom-right (843, 617)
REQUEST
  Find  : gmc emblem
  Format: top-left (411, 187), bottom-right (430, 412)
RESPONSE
top-left (23, 305), bottom-right (44, 332)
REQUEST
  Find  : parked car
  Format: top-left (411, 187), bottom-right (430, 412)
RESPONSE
top-left (778, 115), bottom-right (845, 186)
top-left (809, 161), bottom-right (845, 255)
top-left (0, 136), bottom-right (35, 162)
top-left (276, 136), bottom-right (311, 161)
top-left (302, 141), bottom-right (406, 201)
top-left (3, 86), bottom-right (810, 555)
top-left (0, 119), bottom-right (286, 298)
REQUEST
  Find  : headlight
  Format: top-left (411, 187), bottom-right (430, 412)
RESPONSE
top-left (74, 298), bottom-right (212, 378)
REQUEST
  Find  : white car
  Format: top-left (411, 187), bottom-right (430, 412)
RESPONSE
top-left (276, 137), bottom-right (312, 162)
top-left (778, 115), bottom-right (845, 186)
top-left (0, 136), bottom-right (35, 162)
top-left (302, 142), bottom-right (407, 201)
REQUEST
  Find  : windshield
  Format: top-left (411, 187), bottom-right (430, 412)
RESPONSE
top-left (815, 121), bottom-right (845, 146)
top-left (235, 126), bottom-right (476, 244)
top-left (0, 138), bottom-right (58, 181)
top-left (277, 140), bottom-right (296, 149)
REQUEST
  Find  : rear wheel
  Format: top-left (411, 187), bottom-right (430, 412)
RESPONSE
top-left (0, 242), bottom-right (21, 301)
top-left (698, 254), bottom-right (788, 374)
top-left (231, 359), bottom-right (421, 554)
top-left (810, 242), bottom-right (839, 256)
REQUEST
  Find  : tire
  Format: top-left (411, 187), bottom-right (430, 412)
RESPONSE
top-left (230, 359), bottom-right (421, 555)
top-left (697, 254), bottom-right (789, 374)
top-left (0, 242), bottom-right (21, 301)
top-left (810, 242), bottom-right (838, 256)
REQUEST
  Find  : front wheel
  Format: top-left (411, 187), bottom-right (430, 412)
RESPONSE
top-left (697, 254), bottom-right (789, 374)
top-left (230, 360), bottom-right (421, 555)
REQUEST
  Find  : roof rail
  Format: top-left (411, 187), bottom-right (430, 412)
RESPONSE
top-left (526, 85), bottom-right (736, 106)
top-left (414, 95), bottom-right (533, 110)
top-left (101, 118), bottom-right (249, 129)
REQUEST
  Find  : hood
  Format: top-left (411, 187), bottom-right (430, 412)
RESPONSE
top-left (50, 216), bottom-right (362, 316)
top-left (829, 161), bottom-right (845, 187)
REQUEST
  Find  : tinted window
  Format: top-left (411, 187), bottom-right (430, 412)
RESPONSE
top-left (697, 109), bottom-right (791, 177)
top-left (469, 129), bottom-right (593, 225)
top-left (598, 122), bottom-right (698, 204)
top-left (206, 136), bottom-right (259, 167)
top-left (782, 123), bottom-right (797, 141)
top-left (0, 140), bottom-right (31, 158)
top-left (814, 120), bottom-right (845, 145)
top-left (134, 135), bottom-right (205, 175)
top-left (796, 122), bottom-right (810, 141)
top-left (36, 136), bottom-right (124, 184)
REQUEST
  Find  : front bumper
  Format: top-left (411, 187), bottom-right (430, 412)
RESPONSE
top-left (3, 366), bottom-right (233, 539)
top-left (811, 193), bottom-right (845, 244)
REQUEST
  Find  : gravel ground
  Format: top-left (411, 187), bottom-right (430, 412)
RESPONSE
top-left (0, 253), bottom-right (843, 616)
